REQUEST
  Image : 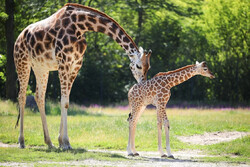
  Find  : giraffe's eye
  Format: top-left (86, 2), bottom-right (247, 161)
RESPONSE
top-left (136, 64), bottom-right (142, 69)
top-left (204, 68), bottom-right (208, 71)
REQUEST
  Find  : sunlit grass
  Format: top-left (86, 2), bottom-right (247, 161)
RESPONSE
top-left (0, 100), bottom-right (18, 116)
top-left (0, 147), bottom-right (128, 162)
top-left (0, 99), bottom-right (249, 163)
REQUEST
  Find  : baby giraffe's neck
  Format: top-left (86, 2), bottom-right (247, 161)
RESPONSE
top-left (153, 64), bottom-right (197, 88)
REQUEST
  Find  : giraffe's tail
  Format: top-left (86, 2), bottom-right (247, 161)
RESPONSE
top-left (127, 113), bottom-right (132, 122)
top-left (15, 105), bottom-right (20, 129)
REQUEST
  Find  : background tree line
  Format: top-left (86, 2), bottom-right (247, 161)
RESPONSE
top-left (0, 0), bottom-right (249, 106)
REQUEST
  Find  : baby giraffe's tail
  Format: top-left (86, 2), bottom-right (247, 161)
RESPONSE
top-left (127, 113), bottom-right (132, 121)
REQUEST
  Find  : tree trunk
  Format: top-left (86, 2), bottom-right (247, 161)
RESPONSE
top-left (135, 1), bottom-right (143, 44)
top-left (5, 0), bottom-right (17, 101)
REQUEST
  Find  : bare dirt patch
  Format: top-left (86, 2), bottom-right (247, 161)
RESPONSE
top-left (177, 131), bottom-right (250, 145)
top-left (0, 142), bottom-right (18, 148)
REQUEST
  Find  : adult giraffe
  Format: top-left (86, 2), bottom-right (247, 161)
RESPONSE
top-left (14, 3), bottom-right (152, 149)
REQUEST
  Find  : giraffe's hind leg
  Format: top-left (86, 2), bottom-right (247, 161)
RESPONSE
top-left (15, 55), bottom-right (31, 149)
top-left (33, 68), bottom-right (54, 148)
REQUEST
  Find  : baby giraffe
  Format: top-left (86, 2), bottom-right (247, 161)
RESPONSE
top-left (127, 61), bottom-right (215, 158)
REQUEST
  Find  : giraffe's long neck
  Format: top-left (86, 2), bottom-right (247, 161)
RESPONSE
top-left (62, 4), bottom-right (139, 56)
top-left (154, 64), bottom-right (197, 88)
top-left (168, 65), bottom-right (197, 88)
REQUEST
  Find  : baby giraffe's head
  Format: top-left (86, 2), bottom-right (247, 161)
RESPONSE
top-left (196, 61), bottom-right (215, 79)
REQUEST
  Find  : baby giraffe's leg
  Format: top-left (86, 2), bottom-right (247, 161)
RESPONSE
top-left (127, 119), bottom-right (136, 156)
top-left (161, 100), bottom-right (174, 158)
top-left (163, 119), bottom-right (174, 158)
top-left (156, 104), bottom-right (165, 157)
top-left (127, 106), bottom-right (145, 156)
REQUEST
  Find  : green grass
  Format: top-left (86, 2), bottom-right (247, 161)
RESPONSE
top-left (0, 147), bottom-right (128, 162)
top-left (0, 100), bottom-right (20, 116)
top-left (0, 99), bottom-right (249, 163)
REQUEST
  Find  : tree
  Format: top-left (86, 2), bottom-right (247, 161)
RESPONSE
top-left (5, 0), bottom-right (17, 101)
top-left (0, 0), bottom-right (248, 105)
top-left (202, 0), bottom-right (249, 103)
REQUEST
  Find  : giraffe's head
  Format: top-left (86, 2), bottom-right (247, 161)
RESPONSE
top-left (129, 47), bottom-right (152, 83)
top-left (196, 61), bottom-right (215, 79)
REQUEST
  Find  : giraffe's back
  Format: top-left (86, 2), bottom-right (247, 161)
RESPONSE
top-left (13, 8), bottom-right (66, 71)
top-left (128, 77), bottom-right (171, 107)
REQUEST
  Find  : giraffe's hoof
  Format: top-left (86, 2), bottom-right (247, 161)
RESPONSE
top-left (161, 154), bottom-right (168, 158)
top-left (134, 153), bottom-right (140, 156)
top-left (19, 144), bottom-right (25, 149)
top-left (59, 143), bottom-right (63, 148)
top-left (64, 145), bottom-right (72, 150)
top-left (128, 153), bottom-right (134, 156)
top-left (168, 155), bottom-right (175, 159)
top-left (19, 137), bottom-right (25, 149)
top-left (62, 144), bottom-right (72, 150)
top-left (19, 141), bottom-right (25, 149)
top-left (48, 144), bottom-right (56, 149)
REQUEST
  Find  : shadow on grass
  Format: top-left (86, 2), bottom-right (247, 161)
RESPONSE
top-left (29, 145), bottom-right (196, 163)
top-left (34, 147), bottom-right (87, 154)
top-left (33, 147), bottom-right (128, 160)
top-left (141, 156), bottom-right (196, 163)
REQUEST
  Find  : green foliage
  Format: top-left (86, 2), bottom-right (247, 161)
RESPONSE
top-left (0, 0), bottom-right (249, 105)
top-left (201, 0), bottom-right (249, 103)
top-left (0, 54), bottom-right (6, 82)
top-left (0, 54), bottom-right (6, 97)
top-left (0, 12), bottom-right (8, 21)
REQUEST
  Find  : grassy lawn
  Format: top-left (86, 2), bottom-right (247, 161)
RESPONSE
top-left (0, 147), bottom-right (128, 162)
top-left (0, 100), bottom-right (249, 163)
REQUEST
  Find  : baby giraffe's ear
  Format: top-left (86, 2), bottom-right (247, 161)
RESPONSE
top-left (196, 61), bottom-right (199, 65)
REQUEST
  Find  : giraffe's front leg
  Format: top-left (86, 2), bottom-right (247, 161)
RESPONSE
top-left (161, 98), bottom-right (174, 159)
top-left (127, 106), bottom-right (144, 156)
top-left (58, 70), bottom-right (72, 150)
top-left (157, 119), bottom-right (165, 157)
top-left (59, 95), bottom-right (72, 150)
top-left (127, 123), bottom-right (134, 156)
top-left (127, 118), bottom-right (140, 156)
top-left (58, 114), bottom-right (63, 148)
top-left (156, 103), bottom-right (168, 157)
top-left (57, 55), bottom-right (82, 149)
top-left (164, 119), bottom-right (174, 159)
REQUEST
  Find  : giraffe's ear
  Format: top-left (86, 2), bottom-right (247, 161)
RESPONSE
top-left (196, 61), bottom-right (199, 65)
top-left (146, 50), bottom-right (152, 66)
top-left (139, 47), bottom-right (144, 58)
top-left (147, 50), bottom-right (152, 58)
top-left (139, 47), bottom-right (144, 53)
